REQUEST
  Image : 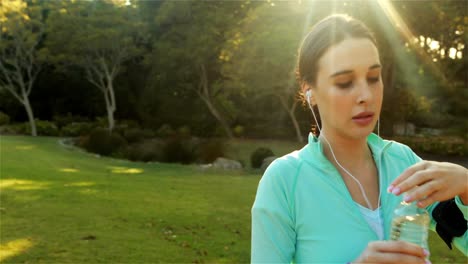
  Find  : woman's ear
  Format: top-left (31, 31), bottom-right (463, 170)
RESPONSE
top-left (302, 84), bottom-right (316, 106)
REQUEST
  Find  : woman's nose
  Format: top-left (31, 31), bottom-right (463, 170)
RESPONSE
top-left (356, 80), bottom-right (372, 104)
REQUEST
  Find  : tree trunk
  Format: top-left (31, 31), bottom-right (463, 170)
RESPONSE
top-left (201, 96), bottom-right (234, 138)
top-left (278, 96), bottom-right (303, 142)
top-left (103, 87), bottom-right (115, 133)
top-left (23, 93), bottom-right (37, 136)
top-left (197, 64), bottom-right (233, 138)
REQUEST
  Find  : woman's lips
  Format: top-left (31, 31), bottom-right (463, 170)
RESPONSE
top-left (352, 112), bottom-right (374, 126)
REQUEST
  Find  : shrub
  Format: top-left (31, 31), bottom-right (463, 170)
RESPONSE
top-left (251, 147), bottom-right (275, 169)
top-left (23, 120), bottom-right (59, 136)
top-left (233, 125), bottom-right (244, 137)
top-left (196, 139), bottom-right (226, 163)
top-left (60, 122), bottom-right (94, 137)
top-left (3, 123), bottom-right (28, 135)
top-left (83, 128), bottom-right (127, 156)
top-left (0, 111), bottom-right (10, 126)
top-left (123, 139), bottom-right (164, 162)
top-left (393, 136), bottom-right (468, 156)
top-left (36, 120), bottom-right (60, 136)
top-left (162, 136), bottom-right (196, 164)
top-left (122, 128), bottom-right (154, 143)
top-left (177, 125), bottom-right (191, 138)
top-left (53, 114), bottom-right (88, 128)
top-left (156, 124), bottom-right (175, 137)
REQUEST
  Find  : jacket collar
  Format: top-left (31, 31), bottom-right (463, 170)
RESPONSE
top-left (306, 132), bottom-right (392, 163)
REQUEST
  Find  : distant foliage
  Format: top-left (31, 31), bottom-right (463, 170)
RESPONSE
top-left (53, 114), bottom-right (90, 129)
top-left (156, 124), bottom-right (175, 137)
top-left (121, 127), bottom-right (154, 143)
top-left (196, 139), bottom-right (226, 163)
top-left (82, 128), bottom-right (127, 156)
top-left (0, 112), bottom-right (10, 126)
top-left (251, 147), bottom-right (274, 169)
top-left (123, 140), bottom-right (163, 162)
top-left (36, 120), bottom-right (60, 136)
top-left (60, 122), bottom-right (94, 137)
top-left (394, 136), bottom-right (468, 156)
top-left (162, 136), bottom-right (196, 164)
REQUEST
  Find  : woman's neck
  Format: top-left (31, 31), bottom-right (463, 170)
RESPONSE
top-left (319, 129), bottom-right (373, 170)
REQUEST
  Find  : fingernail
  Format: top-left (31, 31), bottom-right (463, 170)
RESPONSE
top-left (423, 249), bottom-right (430, 256)
top-left (418, 201), bottom-right (425, 208)
top-left (404, 194), bottom-right (412, 202)
top-left (391, 187), bottom-right (400, 195)
top-left (387, 185), bottom-right (394, 193)
top-left (425, 260), bottom-right (431, 264)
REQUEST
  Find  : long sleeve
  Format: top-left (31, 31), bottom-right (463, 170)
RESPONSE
top-left (251, 160), bottom-right (296, 263)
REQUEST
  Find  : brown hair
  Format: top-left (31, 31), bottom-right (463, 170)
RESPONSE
top-left (296, 14), bottom-right (377, 88)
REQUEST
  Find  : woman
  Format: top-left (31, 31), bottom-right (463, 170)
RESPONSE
top-left (251, 14), bottom-right (467, 263)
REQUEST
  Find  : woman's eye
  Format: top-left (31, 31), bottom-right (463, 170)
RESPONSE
top-left (367, 77), bottom-right (380, 83)
top-left (336, 81), bottom-right (352, 89)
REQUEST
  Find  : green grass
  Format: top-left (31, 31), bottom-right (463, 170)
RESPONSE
top-left (0, 135), bottom-right (259, 263)
top-left (0, 135), bottom-right (466, 263)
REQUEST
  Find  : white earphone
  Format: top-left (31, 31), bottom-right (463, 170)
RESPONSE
top-left (306, 89), bottom-right (312, 105)
top-left (306, 88), bottom-right (381, 210)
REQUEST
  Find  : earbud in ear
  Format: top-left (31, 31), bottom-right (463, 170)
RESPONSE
top-left (306, 90), bottom-right (312, 105)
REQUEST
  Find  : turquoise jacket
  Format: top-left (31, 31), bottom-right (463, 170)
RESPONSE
top-left (251, 133), bottom-right (467, 263)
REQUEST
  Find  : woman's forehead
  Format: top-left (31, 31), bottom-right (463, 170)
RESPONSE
top-left (318, 38), bottom-right (381, 74)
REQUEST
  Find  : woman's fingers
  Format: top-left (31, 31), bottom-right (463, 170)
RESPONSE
top-left (366, 252), bottom-right (427, 264)
top-left (356, 241), bottom-right (429, 264)
top-left (389, 161), bottom-right (467, 206)
top-left (370, 240), bottom-right (427, 258)
top-left (389, 162), bottom-right (429, 193)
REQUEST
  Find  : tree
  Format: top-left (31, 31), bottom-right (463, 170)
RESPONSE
top-left (222, 2), bottom-right (319, 142)
top-left (150, 1), bottom-right (250, 138)
top-left (0, 0), bottom-right (45, 136)
top-left (44, 0), bottom-right (145, 132)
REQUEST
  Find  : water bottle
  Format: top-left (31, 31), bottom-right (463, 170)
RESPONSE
top-left (390, 199), bottom-right (430, 252)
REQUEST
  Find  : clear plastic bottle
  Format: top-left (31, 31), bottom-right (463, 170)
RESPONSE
top-left (390, 200), bottom-right (430, 252)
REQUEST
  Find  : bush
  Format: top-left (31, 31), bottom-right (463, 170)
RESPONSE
top-left (233, 125), bottom-right (244, 137)
top-left (2, 123), bottom-right (28, 135)
top-left (393, 136), bottom-right (468, 156)
top-left (53, 114), bottom-right (90, 129)
top-left (156, 124), bottom-right (175, 137)
top-left (60, 122), bottom-right (94, 137)
top-left (35, 120), bottom-right (60, 136)
top-left (123, 139), bottom-right (163, 162)
top-left (196, 139), bottom-right (226, 163)
top-left (0, 111), bottom-right (10, 126)
top-left (162, 136), bottom-right (196, 164)
top-left (22, 120), bottom-right (59, 136)
top-left (251, 147), bottom-right (275, 169)
top-left (177, 125), bottom-right (191, 138)
top-left (82, 128), bottom-right (127, 156)
top-left (121, 127), bottom-right (154, 143)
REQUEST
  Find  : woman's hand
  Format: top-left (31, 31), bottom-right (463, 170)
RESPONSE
top-left (352, 241), bottom-right (429, 264)
top-left (388, 161), bottom-right (468, 207)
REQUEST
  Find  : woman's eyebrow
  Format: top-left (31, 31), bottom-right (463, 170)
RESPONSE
top-left (329, 64), bottom-right (382, 78)
top-left (329, 70), bottom-right (353, 78)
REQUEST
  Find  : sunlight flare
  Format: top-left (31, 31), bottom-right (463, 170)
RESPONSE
top-left (0, 238), bottom-right (34, 262)
top-left (0, 179), bottom-right (49, 190)
top-left (108, 166), bottom-right (143, 174)
top-left (59, 168), bottom-right (79, 173)
top-left (15, 145), bottom-right (35, 150)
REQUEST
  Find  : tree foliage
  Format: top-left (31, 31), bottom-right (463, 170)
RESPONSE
top-left (44, 0), bottom-right (145, 132)
top-left (0, 0), bottom-right (45, 136)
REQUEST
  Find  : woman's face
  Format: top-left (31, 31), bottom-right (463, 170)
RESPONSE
top-left (311, 37), bottom-right (383, 140)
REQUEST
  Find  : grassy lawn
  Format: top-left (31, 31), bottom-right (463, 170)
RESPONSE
top-left (0, 135), bottom-right (466, 263)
